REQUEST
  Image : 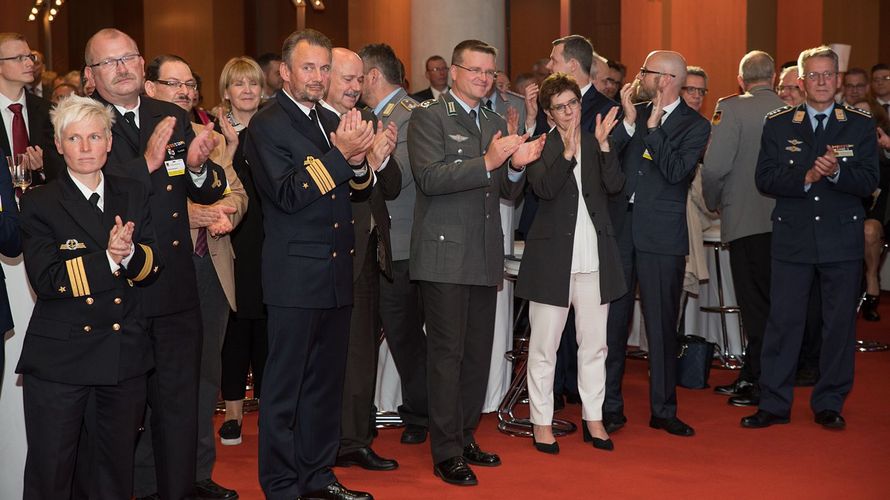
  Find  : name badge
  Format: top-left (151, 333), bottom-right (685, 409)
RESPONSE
top-left (642, 148), bottom-right (653, 161)
top-left (165, 158), bottom-right (186, 176)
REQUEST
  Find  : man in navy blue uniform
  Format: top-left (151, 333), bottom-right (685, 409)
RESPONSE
top-left (743, 46), bottom-right (879, 430)
top-left (244, 29), bottom-right (375, 500)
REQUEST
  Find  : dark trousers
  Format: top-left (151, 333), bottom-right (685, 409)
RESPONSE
top-left (799, 283), bottom-right (823, 372)
top-left (759, 258), bottom-right (860, 417)
top-left (604, 211), bottom-right (686, 418)
top-left (133, 307), bottom-right (202, 499)
top-left (729, 233), bottom-right (772, 383)
top-left (340, 236), bottom-right (381, 453)
top-left (419, 281), bottom-right (496, 464)
top-left (23, 374), bottom-right (146, 500)
top-left (378, 259), bottom-right (428, 428)
top-left (259, 305), bottom-right (351, 499)
top-left (221, 315), bottom-right (268, 400)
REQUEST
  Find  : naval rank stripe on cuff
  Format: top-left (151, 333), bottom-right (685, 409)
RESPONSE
top-left (305, 163), bottom-right (331, 194)
top-left (65, 256), bottom-right (90, 297)
top-left (304, 156), bottom-right (336, 194)
top-left (134, 244), bottom-right (154, 282)
top-left (349, 171), bottom-right (372, 191)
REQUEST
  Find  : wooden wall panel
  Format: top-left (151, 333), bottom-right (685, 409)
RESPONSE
top-left (0, 0), bottom-right (41, 47)
top-left (348, 0), bottom-right (411, 83)
top-left (746, 0), bottom-right (776, 55)
top-left (823, 0), bottom-right (880, 71)
top-left (571, 0), bottom-right (622, 61)
top-left (508, 0), bottom-right (561, 80)
top-left (620, 0), bottom-right (665, 76)
top-left (775, 0), bottom-right (822, 67)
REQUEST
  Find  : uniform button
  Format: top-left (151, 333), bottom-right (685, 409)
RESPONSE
top-left (351, 219), bottom-right (355, 224)
top-left (334, 222), bottom-right (339, 228)
top-left (458, 148), bottom-right (463, 154)
top-left (331, 194), bottom-right (336, 200)
top-left (332, 252), bottom-right (337, 258)
top-left (486, 192), bottom-right (490, 197)
top-left (114, 297), bottom-right (122, 305)
top-left (112, 323), bottom-right (121, 331)
top-left (83, 325), bottom-right (92, 333)
top-left (173, 240), bottom-right (180, 247)
top-left (637, 171), bottom-right (643, 175)
top-left (853, 215), bottom-right (858, 220)
top-left (789, 160), bottom-right (794, 165)
top-left (814, 216), bottom-right (821, 221)
top-left (114, 270), bottom-right (121, 277)
top-left (439, 235), bottom-right (445, 241)
top-left (85, 297), bottom-right (94, 305)
top-left (814, 196), bottom-right (820, 201)
top-left (172, 212), bottom-right (179, 218)
top-left (485, 214), bottom-right (490, 219)
top-left (349, 249), bottom-right (355, 255)
top-left (166, 184), bottom-right (173, 192)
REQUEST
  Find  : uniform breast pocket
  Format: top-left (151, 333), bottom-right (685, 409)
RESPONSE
top-left (445, 140), bottom-right (477, 162)
top-left (419, 224), bottom-right (465, 273)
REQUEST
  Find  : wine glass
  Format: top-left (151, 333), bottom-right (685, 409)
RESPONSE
top-left (7, 154), bottom-right (31, 190)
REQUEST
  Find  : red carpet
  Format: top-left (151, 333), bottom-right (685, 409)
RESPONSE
top-left (213, 300), bottom-right (890, 499)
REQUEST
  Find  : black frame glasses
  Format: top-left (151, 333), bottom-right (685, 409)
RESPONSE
top-left (681, 86), bottom-right (708, 97)
top-left (0, 53), bottom-right (37, 64)
top-left (640, 67), bottom-right (676, 78)
top-left (88, 53), bottom-right (142, 70)
top-left (453, 63), bottom-right (498, 79)
top-left (155, 79), bottom-right (199, 91)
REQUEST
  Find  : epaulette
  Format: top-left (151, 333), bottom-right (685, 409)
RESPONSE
top-left (400, 96), bottom-right (419, 112)
top-left (505, 90), bottom-right (525, 99)
top-left (765, 106), bottom-right (794, 119)
top-left (717, 93), bottom-right (740, 103)
top-left (419, 99), bottom-right (438, 108)
top-left (844, 104), bottom-right (872, 118)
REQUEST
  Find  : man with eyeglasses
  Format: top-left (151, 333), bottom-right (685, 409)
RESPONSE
top-left (411, 55), bottom-right (449, 102)
top-left (602, 60), bottom-right (626, 101)
top-left (872, 63), bottom-right (890, 113)
top-left (777, 65), bottom-right (806, 107)
top-left (83, 28), bottom-right (228, 500)
top-left (701, 51), bottom-right (785, 408)
top-left (140, 53), bottom-right (246, 500)
top-left (0, 32), bottom-right (63, 186)
top-left (681, 66), bottom-right (708, 114)
top-left (743, 46), bottom-right (879, 430)
top-left (407, 38), bottom-right (544, 486)
top-left (840, 68), bottom-right (870, 107)
top-left (604, 50), bottom-right (711, 438)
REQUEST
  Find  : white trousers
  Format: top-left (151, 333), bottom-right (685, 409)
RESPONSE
top-left (527, 272), bottom-right (609, 424)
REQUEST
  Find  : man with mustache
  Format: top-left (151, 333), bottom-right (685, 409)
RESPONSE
top-left (603, 50), bottom-right (711, 438)
top-left (83, 28), bottom-right (227, 500)
top-left (141, 53), bottom-right (246, 500)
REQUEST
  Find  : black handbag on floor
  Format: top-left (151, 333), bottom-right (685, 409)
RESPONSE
top-left (677, 335), bottom-right (716, 389)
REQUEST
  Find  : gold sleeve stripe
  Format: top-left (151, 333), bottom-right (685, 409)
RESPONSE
top-left (308, 158), bottom-right (336, 192)
top-left (65, 258), bottom-right (82, 297)
top-left (74, 256), bottom-right (90, 296)
top-left (305, 163), bottom-right (331, 195)
top-left (134, 244), bottom-right (154, 282)
top-left (349, 173), bottom-right (372, 191)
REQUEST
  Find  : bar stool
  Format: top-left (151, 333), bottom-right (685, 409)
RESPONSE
top-left (700, 233), bottom-right (746, 369)
top-left (496, 255), bottom-right (576, 437)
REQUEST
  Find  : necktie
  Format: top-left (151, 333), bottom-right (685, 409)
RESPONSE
top-left (194, 227), bottom-right (208, 257)
top-left (308, 108), bottom-right (331, 152)
top-left (8, 103), bottom-right (29, 156)
top-left (883, 103), bottom-right (889, 114)
top-left (123, 111), bottom-right (139, 132)
top-left (814, 113), bottom-right (826, 141)
top-left (469, 109), bottom-right (479, 130)
top-left (88, 192), bottom-right (103, 224)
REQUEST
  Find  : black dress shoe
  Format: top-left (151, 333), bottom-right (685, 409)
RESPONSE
top-left (602, 412), bottom-right (627, 434)
top-left (740, 409), bottom-right (790, 428)
top-left (336, 447), bottom-right (398, 471)
top-left (862, 294), bottom-right (880, 322)
top-left (728, 385), bottom-right (760, 407)
top-left (462, 442), bottom-right (501, 466)
top-left (714, 378), bottom-right (752, 397)
top-left (814, 410), bottom-right (846, 429)
top-left (195, 479), bottom-right (238, 499)
top-left (649, 416), bottom-right (695, 437)
top-left (400, 424), bottom-right (427, 444)
top-left (795, 366), bottom-right (820, 387)
top-left (433, 457), bottom-right (477, 486)
top-left (300, 481), bottom-right (373, 500)
top-left (532, 435), bottom-right (559, 454)
top-left (592, 437), bottom-right (614, 451)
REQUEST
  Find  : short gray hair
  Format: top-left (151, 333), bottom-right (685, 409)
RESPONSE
top-left (798, 45), bottom-right (838, 75)
top-left (739, 50), bottom-right (775, 84)
top-left (50, 94), bottom-right (114, 142)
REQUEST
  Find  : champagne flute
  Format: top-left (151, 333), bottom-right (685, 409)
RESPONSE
top-left (8, 153), bottom-right (31, 190)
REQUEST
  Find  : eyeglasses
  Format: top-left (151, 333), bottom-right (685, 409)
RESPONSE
top-left (640, 67), bottom-right (675, 78)
top-left (803, 71), bottom-right (836, 82)
top-left (550, 97), bottom-right (580, 115)
top-left (427, 67), bottom-right (448, 74)
top-left (88, 53), bottom-right (142, 70)
top-left (0, 53), bottom-right (37, 64)
top-left (453, 64), bottom-right (498, 79)
top-left (776, 85), bottom-right (801, 93)
top-left (682, 86), bottom-right (708, 97)
top-left (844, 83), bottom-right (867, 90)
top-left (604, 77), bottom-right (621, 86)
top-left (873, 76), bottom-right (890, 83)
top-left (155, 79), bottom-right (198, 91)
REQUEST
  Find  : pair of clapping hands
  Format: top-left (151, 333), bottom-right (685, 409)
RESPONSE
top-left (330, 108), bottom-right (398, 171)
top-left (107, 216), bottom-right (135, 265)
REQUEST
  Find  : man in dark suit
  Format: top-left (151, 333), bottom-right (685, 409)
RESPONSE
top-left (407, 39), bottom-right (544, 486)
top-left (244, 29), bottom-right (375, 500)
top-left (411, 55), bottom-right (449, 102)
top-left (319, 47), bottom-right (401, 472)
top-left (0, 127), bottom-right (21, 382)
top-left (0, 32), bottom-right (64, 185)
top-left (742, 46), bottom-right (879, 430)
top-left (603, 50), bottom-right (711, 438)
top-left (16, 95), bottom-right (161, 499)
top-left (83, 28), bottom-right (227, 500)
top-left (359, 43), bottom-right (430, 446)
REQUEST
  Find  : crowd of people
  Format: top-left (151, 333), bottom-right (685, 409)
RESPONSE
top-left (0, 24), bottom-right (887, 500)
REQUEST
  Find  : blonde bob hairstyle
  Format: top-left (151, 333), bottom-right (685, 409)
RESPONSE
top-left (219, 56), bottom-right (265, 111)
top-left (50, 94), bottom-right (114, 142)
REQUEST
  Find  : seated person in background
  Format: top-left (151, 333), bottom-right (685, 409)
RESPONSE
top-left (851, 96), bottom-right (890, 320)
top-left (16, 95), bottom-right (161, 499)
top-left (515, 72), bottom-right (624, 453)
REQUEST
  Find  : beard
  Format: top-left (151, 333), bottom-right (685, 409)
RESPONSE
top-left (634, 79), bottom-right (655, 102)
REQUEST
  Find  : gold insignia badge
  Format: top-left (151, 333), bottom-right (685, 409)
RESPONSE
top-left (60, 239), bottom-right (86, 251)
top-left (302, 182), bottom-right (310, 189)
top-left (642, 149), bottom-right (653, 161)
top-left (788, 139), bottom-right (803, 146)
top-left (446, 101), bottom-right (457, 116)
top-left (401, 99), bottom-right (418, 111)
top-left (58, 286), bottom-right (67, 293)
top-left (711, 110), bottom-right (722, 126)
top-left (382, 103), bottom-right (396, 117)
top-left (785, 145), bottom-right (801, 152)
top-left (834, 108), bottom-right (846, 122)
top-left (792, 110), bottom-right (805, 123)
top-left (304, 156), bottom-right (335, 195)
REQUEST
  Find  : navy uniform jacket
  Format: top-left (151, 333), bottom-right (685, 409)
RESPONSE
top-left (16, 172), bottom-right (162, 385)
top-left (93, 94), bottom-right (227, 317)
top-left (245, 92), bottom-right (372, 309)
top-left (609, 98), bottom-right (711, 256)
top-left (755, 104), bottom-right (879, 263)
top-left (0, 163), bottom-right (22, 335)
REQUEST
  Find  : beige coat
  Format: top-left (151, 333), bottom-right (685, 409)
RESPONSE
top-left (684, 166), bottom-right (718, 294)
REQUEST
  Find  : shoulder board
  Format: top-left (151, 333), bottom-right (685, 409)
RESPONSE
top-left (844, 105), bottom-right (872, 118)
top-left (717, 93), bottom-right (740, 103)
top-left (765, 106), bottom-right (794, 119)
top-left (419, 99), bottom-right (438, 108)
top-left (505, 90), bottom-right (524, 99)
top-left (400, 97), bottom-right (419, 112)
top-left (381, 102), bottom-right (397, 117)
